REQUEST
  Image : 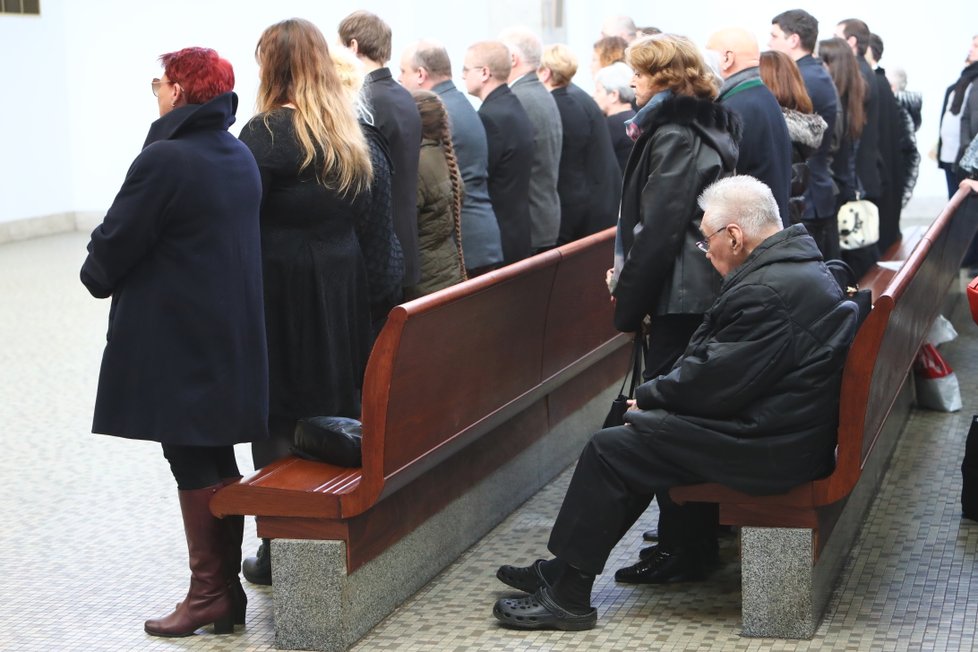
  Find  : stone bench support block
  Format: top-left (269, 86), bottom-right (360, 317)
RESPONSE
top-left (269, 383), bottom-right (615, 651)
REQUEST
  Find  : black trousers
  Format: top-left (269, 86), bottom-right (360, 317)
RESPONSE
top-left (161, 443), bottom-right (240, 491)
top-left (547, 424), bottom-right (716, 575)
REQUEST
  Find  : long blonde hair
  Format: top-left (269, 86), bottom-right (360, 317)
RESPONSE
top-left (255, 18), bottom-right (372, 195)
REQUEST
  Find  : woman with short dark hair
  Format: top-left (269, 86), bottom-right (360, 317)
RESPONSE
top-left (81, 46), bottom-right (268, 637)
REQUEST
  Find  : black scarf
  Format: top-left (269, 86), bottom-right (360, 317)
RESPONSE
top-left (951, 61), bottom-right (978, 115)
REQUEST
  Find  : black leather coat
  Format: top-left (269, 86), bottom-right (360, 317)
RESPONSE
top-left (612, 95), bottom-right (740, 332)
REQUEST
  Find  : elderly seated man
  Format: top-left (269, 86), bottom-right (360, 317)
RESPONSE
top-left (492, 175), bottom-right (858, 631)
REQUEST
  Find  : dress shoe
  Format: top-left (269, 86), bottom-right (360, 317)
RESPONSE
top-left (493, 587), bottom-right (596, 631)
top-left (614, 547), bottom-right (707, 584)
top-left (642, 528), bottom-right (658, 542)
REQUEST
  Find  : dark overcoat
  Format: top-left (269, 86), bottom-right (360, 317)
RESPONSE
top-left (81, 93), bottom-right (269, 446)
top-left (718, 76), bottom-right (793, 225)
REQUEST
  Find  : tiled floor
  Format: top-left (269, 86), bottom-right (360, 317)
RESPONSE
top-left (2, 219), bottom-right (977, 651)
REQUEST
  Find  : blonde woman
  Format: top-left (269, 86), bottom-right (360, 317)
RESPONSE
top-left (406, 90), bottom-right (466, 299)
top-left (238, 18), bottom-right (402, 584)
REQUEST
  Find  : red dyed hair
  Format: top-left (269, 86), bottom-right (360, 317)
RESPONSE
top-left (159, 47), bottom-right (234, 105)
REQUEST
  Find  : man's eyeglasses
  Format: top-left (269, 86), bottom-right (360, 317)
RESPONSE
top-left (151, 78), bottom-right (177, 97)
top-left (695, 225), bottom-right (729, 253)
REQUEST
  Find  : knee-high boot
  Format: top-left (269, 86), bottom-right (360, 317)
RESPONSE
top-left (220, 477), bottom-right (247, 625)
top-left (145, 484), bottom-right (234, 637)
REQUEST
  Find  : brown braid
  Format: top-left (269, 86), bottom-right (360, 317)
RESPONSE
top-left (411, 90), bottom-right (467, 279)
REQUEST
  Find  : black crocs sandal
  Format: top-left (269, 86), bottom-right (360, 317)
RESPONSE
top-left (496, 559), bottom-right (549, 594)
top-left (492, 587), bottom-right (597, 631)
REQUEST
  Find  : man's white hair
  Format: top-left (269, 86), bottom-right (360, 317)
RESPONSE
top-left (594, 62), bottom-right (636, 103)
top-left (698, 175), bottom-right (782, 238)
top-left (498, 26), bottom-right (543, 67)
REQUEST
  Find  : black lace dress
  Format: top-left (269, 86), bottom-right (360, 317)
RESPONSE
top-left (240, 109), bottom-right (401, 421)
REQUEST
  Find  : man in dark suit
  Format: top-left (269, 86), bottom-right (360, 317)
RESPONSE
top-left (706, 28), bottom-right (792, 226)
top-left (538, 43), bottom-right (621, 244)
top-left (463, 41), bottom-right (534, 264)
top-left (398, 40), bottom-right (504, 276)
top-left (499, 26), bottom-right (562, 253)
top-left (770, 9), bottom-right (842, 259)
top-left (867, 33), bottom-right (909, 253)
top-left (339, 11), bottom-right (422, 290)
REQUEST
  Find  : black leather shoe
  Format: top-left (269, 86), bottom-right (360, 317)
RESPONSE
top-left (614, 547), bottom-right (706, 584)
top-left (642, 529), bottom-right (658, 542)
top-left (493, 587), bottom-right (596, 631)
top-left (496, 559), bottom-right (549, 594)
top-left (242, 539), bottom-right (272, 586)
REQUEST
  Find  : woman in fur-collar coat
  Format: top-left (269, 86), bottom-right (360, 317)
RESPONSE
top-left (611, 35), bottom-right (740, 379)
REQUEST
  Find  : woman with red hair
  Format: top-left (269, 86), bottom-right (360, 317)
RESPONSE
top-left (81, 47), bottom-right (267, 637)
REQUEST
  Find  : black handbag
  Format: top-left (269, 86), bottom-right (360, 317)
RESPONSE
top-left (963, 415), bottom-right (978, 521)
top-left (292, 416), bottom-right (363, 467)
top-left (825, 258), bottom-right (872, 328)
top-left (603, 334), bottom-right (646, 428)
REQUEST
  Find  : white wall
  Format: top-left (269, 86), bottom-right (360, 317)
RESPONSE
top-left (0, 3), bottom-right (72, 223)
top-left (0, 0), bottom-right (971, 224)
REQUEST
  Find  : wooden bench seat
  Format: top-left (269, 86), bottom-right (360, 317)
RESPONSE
top-left (669, 191), bottom-right (978, 638)
top-left (211, 229), bottom-right (631, 651)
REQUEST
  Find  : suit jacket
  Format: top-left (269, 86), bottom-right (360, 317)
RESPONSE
top-left (478, 84), bottom-right (534, 263)
top-left (797, 54), bottom-right (840, 219)
top-left (432, 80), bottom-right (503, 269)
top-left (364, 67), bottom-right (423, 286)
top-left (510, 72), bottom-right (562, 249)
top-left (552, 84), bottom-right (622, 244)
top-left (855, 58), bottom-right (882, 199)
top-left (718, 69), bottom-right (792, 226)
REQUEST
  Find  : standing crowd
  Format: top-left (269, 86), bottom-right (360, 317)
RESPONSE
top-left (77, 6), bottom-right (978, 639)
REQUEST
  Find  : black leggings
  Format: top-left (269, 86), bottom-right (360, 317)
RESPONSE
top-left (161, 443), bottom-right (240, 490)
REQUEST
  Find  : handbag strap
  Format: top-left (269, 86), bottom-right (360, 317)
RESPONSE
top-left (627, 333), bottom-right (647, 398)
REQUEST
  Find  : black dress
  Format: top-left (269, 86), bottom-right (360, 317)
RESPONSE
top-left (240, 110), bottom-right (395, 421)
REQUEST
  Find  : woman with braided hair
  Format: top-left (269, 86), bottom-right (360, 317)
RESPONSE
top-left (406, 90), bottom-right (466, 299)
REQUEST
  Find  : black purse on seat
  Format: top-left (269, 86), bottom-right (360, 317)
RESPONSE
top-left (292, 416), bottom-right (363, 467)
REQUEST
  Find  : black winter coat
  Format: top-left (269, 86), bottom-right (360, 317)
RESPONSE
top-left (81, 93), bottom-right (269, 446)
top-left (613, 94), bottom-right (740, 332)
top-left (629, 225), bottom-right (858, 495)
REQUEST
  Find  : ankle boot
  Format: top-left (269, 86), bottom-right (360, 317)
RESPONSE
top-left (242, 538), bottom-right (272, 586)
top-left (220, 477), bottom-right (247, 625)
top-left (145, 485), bottom-right (234, 637)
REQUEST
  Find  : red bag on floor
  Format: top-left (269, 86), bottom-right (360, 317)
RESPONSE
top-left (968, 276), bottom-right (978, 325)
top-left (914, 344), bottom-right (962, 412)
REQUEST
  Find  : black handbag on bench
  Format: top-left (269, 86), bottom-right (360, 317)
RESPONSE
top-left (603, 334), bottom-right (646, 428)
top-left (292, 416), bottom-right (363, 467)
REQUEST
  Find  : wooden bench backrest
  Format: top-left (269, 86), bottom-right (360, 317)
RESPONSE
top-left (361, 229), bottom-right (620, 504)
top-left (815, 190), bottom-right (976, 504)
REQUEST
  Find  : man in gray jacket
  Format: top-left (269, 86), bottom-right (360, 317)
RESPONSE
top-left (499, 26), bottom-right (562, 253)
top-left (399, 40), bottom-right (504, 275)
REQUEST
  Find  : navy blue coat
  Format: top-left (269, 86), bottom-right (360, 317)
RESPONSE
top-left (81, 93), bottom-right (269, 447)
top-left (432, 80), bottom-right (503, 270)
top-left (719, 72), bottom-right (793, 226)
top-left (797, 54), bottom-right (840, 220)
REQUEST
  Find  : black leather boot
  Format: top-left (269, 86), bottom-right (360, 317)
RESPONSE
top-left (242, 538), bottom-right (272, 586)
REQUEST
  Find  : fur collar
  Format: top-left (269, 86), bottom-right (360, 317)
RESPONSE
top-left (640, 94), bottom-right (742, 142)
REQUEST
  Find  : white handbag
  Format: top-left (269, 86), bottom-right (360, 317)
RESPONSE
top-left (837, 197), bottom-right (879, 250)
